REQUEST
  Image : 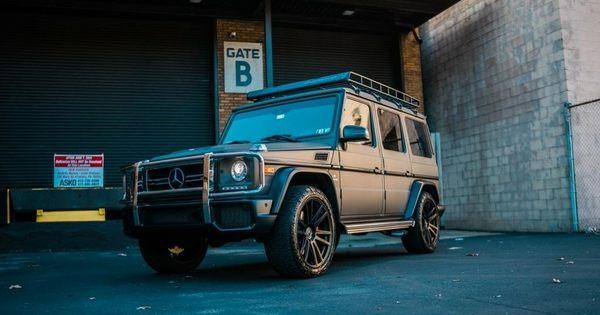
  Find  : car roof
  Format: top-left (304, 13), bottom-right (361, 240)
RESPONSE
top-left (247, 72), bottom-right (423, 116)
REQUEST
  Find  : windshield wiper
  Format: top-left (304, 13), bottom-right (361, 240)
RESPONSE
top-left (260, 134), bottom-right (299, 143)
top-left (224, 140), bottom-right (251, 145)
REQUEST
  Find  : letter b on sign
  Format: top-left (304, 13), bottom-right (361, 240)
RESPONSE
top-left (236, 61), bottom-right (252, 87)
top-left (224, 42), bottom-right (264, 93)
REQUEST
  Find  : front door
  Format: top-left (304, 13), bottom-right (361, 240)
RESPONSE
top-left (338, 97), bottom-right (384, 217)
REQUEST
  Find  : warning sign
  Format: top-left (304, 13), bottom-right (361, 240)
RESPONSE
top-left (53, 154), bottom-right (104, 188)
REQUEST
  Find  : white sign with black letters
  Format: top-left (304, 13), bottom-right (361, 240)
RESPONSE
top-left (224, 41), bottom-right (264, 93)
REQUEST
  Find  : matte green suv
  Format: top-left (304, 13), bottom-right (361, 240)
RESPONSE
top-left (122, 72), bottom-right (445, 278)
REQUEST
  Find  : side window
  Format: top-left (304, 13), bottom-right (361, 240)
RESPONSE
top-left (378, 109), bottom-right (405, 152)
top-left (341, 98), bottom-right (372, 146)
top-left (405, 118), bottom-right (433, 158)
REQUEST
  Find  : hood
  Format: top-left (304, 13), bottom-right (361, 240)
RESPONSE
top-left (148, 142), bottom-right (332, 162)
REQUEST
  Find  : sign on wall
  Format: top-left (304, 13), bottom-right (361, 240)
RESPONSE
top-left (54, 154), bottom-right (104, 188)
top-left (224, 41), bottom-right (264, 93)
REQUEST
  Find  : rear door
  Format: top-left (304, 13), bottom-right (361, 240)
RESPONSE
top-left (376, 108), bottom-right (413, 217)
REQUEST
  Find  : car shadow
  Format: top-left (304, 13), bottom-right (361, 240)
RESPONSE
top-left (115, 244), bottom-right (409, 285)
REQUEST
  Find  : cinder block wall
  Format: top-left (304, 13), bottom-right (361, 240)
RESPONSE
top-left (216, 19), bottom-right (265, 133)
top-left (559, 0), bottom-right (600, 104)
top-left (421, 0), bottom-right (572, 232)
top-left (559, 0), bottom-right (600, 231)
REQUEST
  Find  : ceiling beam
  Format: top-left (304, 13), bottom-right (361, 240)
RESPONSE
top-left (306, 0), bottom-right (456, 15)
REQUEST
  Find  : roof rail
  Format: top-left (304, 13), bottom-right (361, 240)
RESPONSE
top-left (246, 72), bottom-right (420, 111)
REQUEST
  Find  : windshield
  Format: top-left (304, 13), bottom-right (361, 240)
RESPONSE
top-left (221, 95), bottom-right (338, 144)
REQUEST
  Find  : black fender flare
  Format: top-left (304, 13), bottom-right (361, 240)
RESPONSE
top-left (268, 167), bottom-right (338, 215)
top-left (403, 180), bottom-right (440, 220)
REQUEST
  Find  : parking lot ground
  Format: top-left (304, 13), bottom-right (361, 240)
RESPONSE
top-left (0, 226), bottom-right (598, 314)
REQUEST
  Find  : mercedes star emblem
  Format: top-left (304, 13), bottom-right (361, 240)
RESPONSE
top-left (168, 167), bottom-right (185, 189)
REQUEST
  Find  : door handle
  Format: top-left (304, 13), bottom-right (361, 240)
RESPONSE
top-left (405, 171), bottom-right (414, 176)
top-left (374, 167), bottom-right (382, 174)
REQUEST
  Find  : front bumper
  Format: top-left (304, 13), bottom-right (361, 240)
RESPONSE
top-left (123, 197), bottom-right (276, 238)
top-left (122, 152), bottom-right (275, 238)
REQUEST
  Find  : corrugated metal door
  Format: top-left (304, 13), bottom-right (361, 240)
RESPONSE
top-left (273, 26), bottom-right (399, 87)
top-left (0, 12), bottom-right (214, 188)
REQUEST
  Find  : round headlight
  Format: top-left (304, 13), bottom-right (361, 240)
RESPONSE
top-left (230, 160), bottom-right (248, 182)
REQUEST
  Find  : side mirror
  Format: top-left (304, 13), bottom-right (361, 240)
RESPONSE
top-left (340, 125), bottom-right (370, 143)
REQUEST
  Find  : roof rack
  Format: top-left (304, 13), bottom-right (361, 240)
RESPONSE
top-left (246, 72), bottom-right (421, 112)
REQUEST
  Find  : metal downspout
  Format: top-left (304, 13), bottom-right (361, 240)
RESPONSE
top-left (264, 0), bottom-right (274, 87)
top-left (563, 102), bottom-right (579, 232)
top-left (212, 19), bottom-right (220, 143)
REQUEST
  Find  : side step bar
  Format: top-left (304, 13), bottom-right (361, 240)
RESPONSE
top-left (344, 219), bottom-right (415, 234)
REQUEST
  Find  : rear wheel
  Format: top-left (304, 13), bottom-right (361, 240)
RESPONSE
top-left (138, 234), bottom-right (208, 274)
top-left (402, 192), bottom-right (440, 253)
top-left (265, 185), bottom-right (337, 278)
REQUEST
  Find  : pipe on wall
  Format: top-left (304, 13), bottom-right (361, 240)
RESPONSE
top-left (563, 102), bottom-right (579, 232)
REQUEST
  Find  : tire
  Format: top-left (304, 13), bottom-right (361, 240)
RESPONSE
top-left (402, 191), bottom-right (440, 254)
top-left (265, 185), bottom-right (337, 278)
top-left (138, 234), bottom-right (208, 274)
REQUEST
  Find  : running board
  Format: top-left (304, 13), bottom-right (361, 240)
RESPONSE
top-left (344, 219), bottom-right (415, 234)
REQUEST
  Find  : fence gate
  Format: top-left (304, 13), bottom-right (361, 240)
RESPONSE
top-left (568, 99), bottom-right (600, 232)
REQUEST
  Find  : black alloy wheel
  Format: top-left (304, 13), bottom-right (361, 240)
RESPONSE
top-left (296, 197), bottom-right (335, 268)
top-left (402, 191), bottom-right (440, 253)
top-left (265, 185), bottom-right (337, 278)
top-left (420, 196), bottom-right (440, 247)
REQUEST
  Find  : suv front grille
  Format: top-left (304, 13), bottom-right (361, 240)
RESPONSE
top-left (145, 163), bottom-right (203, 191)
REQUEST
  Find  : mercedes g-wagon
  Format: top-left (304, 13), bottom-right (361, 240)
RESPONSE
top-left (121, 72), bottom-right (445, 278)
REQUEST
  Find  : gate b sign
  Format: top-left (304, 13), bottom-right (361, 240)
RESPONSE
top-left (224, 42), bottom-right (264, 93)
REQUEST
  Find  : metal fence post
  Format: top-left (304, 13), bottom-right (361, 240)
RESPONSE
top-left (563, 102), bottom-right (579, 232)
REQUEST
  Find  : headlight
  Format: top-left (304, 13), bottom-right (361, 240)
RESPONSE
top-left (216, 155), bottom-right (261, 192)
top-left (230, 160), bottom-right (248, 182)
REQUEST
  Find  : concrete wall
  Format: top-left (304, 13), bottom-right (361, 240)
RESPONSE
top-left (559, 0), bottom-right (600, 231)
top-left (559, 0), bottom-right (600, 104)
top-left (421, 0), bottom-right (572, 232)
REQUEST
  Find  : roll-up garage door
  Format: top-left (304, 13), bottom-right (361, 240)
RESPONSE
top-left (273, 26), bottom-right (399, 88)
top-left (0, 12), bottom-right (214, 188)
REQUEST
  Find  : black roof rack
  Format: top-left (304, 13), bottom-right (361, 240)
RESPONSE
top-left (247, 72), bottom-right (421, 112)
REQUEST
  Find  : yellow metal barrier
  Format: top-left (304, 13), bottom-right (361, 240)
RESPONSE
top-left (36, 208), bottom-right (106, 223)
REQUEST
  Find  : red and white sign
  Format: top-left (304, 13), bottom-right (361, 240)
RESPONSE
top-left (53, 154), bottom-right (104, 188)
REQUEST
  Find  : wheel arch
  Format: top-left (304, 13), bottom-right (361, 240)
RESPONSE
top-left (403, 180), bottom-right (440, 220)
top-left (270, 168), bottom-right (340, 221)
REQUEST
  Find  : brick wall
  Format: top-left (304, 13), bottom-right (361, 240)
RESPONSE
top-left (216, 19), bottom-right (265, 133)
top-left (421, 0), bottom-right (572, 232)
top-left (400, 30), bottom-right (424, 111)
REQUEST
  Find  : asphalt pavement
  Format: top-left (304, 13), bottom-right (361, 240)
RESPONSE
top-left (0, 225), bottom-right (598, 314)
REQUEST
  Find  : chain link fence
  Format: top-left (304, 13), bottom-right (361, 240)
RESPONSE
top-left (568, 99), bottom-right (600, 232)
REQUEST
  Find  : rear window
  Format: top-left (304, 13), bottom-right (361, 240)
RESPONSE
top-left (378, 109), bottom-right (405, 152)
top-left (405, 118), bottom-right (433, 158)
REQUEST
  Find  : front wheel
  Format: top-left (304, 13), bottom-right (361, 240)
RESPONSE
top-left (265, 185), bottom-right (337, 278)
top-left (138, 234), bottom-right (208, 274)
top-left (402, 192), bottom-right (440, 253)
